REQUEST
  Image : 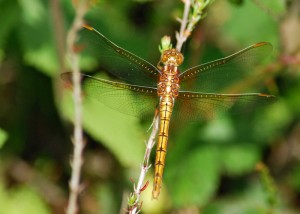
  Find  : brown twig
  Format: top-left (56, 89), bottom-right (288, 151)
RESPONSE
top-left (66, 1), bottom-right (89, 213)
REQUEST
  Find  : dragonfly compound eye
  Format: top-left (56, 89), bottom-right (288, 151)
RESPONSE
top-left (175, 52), bottom-right (184, 66)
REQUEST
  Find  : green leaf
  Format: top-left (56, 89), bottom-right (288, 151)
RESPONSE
top-left (0, 0), bottom-right (21, 49)
top-left (221, 144), bottom-right (260, 175)
top-left (0, 184), bottom-right (50, 214)
top-left (202, 181), bottom-right (276, 214)
top-left (60, 90), bottom-right (145, 168)
top-left (0, 128), bottom-right (8, 149)
top-left (255, 0), bottom-right (286, 17)
top-left (286, 84), bottom-right (300, 116)
top-left (166, 145), bottom-right (220, 207)
top-left (223, 0), bottom-right (279, 47)
top-left (201, 117), bottom-right (235, 143)
top-left (253, 100), bottom-right (292, 142)
top-left (95, 184), bottom-right (119, 214)
top-left (19, 0), bottom-right (59, 76)
top-left (290, 165), bottom-right (300, 192)
top-left (23, 46), bottom-right (59, 76)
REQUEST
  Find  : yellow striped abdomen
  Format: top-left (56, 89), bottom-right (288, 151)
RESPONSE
top-left (152, 97), bottom-right (174, 199)
top-left (153, 48), bottom-right (182, 199)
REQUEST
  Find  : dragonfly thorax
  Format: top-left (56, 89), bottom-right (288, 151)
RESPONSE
top-left (157, 72), bottom-right (180, 98)
top-left (161, 49), bottom-right (184, 66)
top-left (157, 50), bottom-right (181, 98)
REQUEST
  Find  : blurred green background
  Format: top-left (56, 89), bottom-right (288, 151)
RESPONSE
top-left (0, 0), bottom-right (300, 213)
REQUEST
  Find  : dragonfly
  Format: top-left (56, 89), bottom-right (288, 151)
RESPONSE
top-left (61, 25), bottom-right (276, 199)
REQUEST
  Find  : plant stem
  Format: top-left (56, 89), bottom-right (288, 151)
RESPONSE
top-left (176, 0), bottom-right (192, 51)
top-left (66, 1), bottom-right (88, 213)
top-left (129, 115), bottom-right (159, 214)
top-left (176, 0), bottom-right (211, 52)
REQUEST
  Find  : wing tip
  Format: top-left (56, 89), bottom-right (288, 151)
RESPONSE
top-left (254, 42), bottom-right (271, 48)
top-left (259, 93), bottom-right (276, 99)
top-left (82, 24), bottom-right (94, 31)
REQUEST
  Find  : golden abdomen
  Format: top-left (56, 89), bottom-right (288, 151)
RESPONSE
top-left (152, 63), bottom-right (180, 199)
top-left (152, 97), bottom-right (174, 199)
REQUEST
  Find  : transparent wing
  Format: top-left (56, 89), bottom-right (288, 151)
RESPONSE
top-left (61, 72), bottom-right (158, 119)
top-left (179, 42), bottom-right (273, 92)
top-left (79, 25), bottom-right (160, 87)
top-left (173, 91), bottom-right (276, 122)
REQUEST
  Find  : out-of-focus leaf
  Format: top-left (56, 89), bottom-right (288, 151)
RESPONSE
top-left (221, 144), bottom-right (260, 175)
top-left (18, 0), bottom-right (46, 25)
top-left (253, 100), bottom-right (292, 142)
top-left (290, 165), bottom-right (300, 192)
top-left (165, 145), bottom-right (220, 207)
top-left (223, 0), bottom-right (279, 47)
top-left (254, 0), bottom-right (286, 17)
top-left (203, 181), bottom-right (284, 214)
top-left (23, 46), bottom-right (59, 76)
top-left (0, 183), bottom-right (50, 214)
top-left (0, 0), bottom-right (20, 49)
top-left (96, 183), bottom-right (118, 214)
top-left (19, 0), bottom-right (59, 76)
top-left (286, 84), bottom-right (300, 116)
top-left (60, 90), bottom-right (145, 167)
top-left (0, 49), bottom-right (4, 62)
top-left (200, 117), bottom-right (235, 143)
top-left (0, 128), bottom-right (8, 149)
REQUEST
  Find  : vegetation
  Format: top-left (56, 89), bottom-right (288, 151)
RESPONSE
top-left (0, 0), bottom-right (299, 213)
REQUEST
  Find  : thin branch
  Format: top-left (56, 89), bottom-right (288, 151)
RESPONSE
top-left (176, 0), bottom-right (192, 51)
top-left (176, 0), bottom-right (211, 52)
top-left (66, 1), bottom-right (89, 214)
top-left (128, 115), bottom-right (159, 214)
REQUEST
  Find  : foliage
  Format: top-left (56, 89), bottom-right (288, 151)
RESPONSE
top-left (0, 0), bottom-right (299, 213)
top-left (0, 183), bottom-right (50, 214)
top-left (0, 128), bottom-right (8, 149)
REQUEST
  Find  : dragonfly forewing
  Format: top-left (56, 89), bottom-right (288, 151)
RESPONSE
top-left (79, 25), bottom-right (160, 87)
top-left (179, 42), bottom-right (273, 93)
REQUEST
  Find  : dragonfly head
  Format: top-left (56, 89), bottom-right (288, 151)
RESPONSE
top-left (161, 49), bottom-right (184, 66)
